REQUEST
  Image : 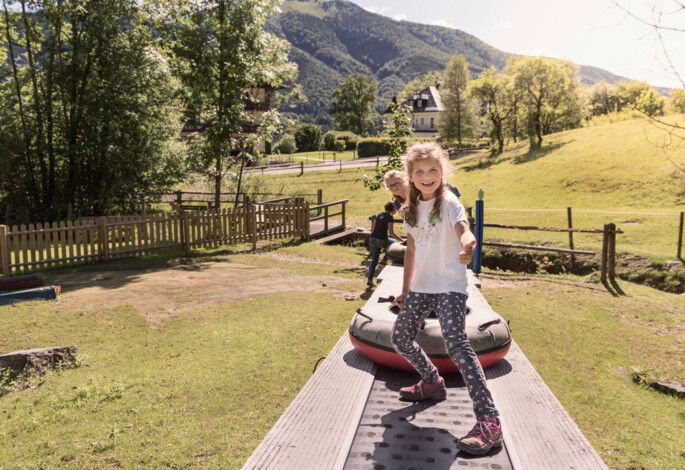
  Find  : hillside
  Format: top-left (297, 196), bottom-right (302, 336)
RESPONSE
top-left (262, 115), bottom-right (684, 260)
top-left (270, 0), bottom-right (630, 121)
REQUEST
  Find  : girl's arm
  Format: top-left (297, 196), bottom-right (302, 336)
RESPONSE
top-left (454, 220), bottom-right (477, 265)
top-left (395, 233), bottom-right (416, 307)
top-left (387, 222), bottom-right (404, 242)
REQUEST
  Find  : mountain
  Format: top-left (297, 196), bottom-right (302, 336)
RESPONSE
top-left (269, 0), bottom-right (631, 122)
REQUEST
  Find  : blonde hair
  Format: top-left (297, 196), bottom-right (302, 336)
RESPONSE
top-left (400, 143), bottom-right (450, 227)
top-left (383, 169), bottom-right (408, 203)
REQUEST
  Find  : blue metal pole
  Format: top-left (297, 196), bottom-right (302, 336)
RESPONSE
top-left (473, 189), bottom-right (484, 274)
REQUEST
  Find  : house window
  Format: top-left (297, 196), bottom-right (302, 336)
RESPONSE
top-left (430, 117), bottom-right (434, 129)
top-left (417, 100), bottom-right (422, 107)
top-left (420, 117), bottom-right (424, 126)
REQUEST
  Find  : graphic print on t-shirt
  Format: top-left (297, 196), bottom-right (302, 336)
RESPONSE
top-left (414, 219), bottom-right (440, 246)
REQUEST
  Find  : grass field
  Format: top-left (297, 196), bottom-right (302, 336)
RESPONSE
top-left (2, 115), bottom-right (684, 469)
top-left (265, 149), bottom-right (357, 165)
top-left (0, 242), bottom-right (683, 469)
top-left (242, 115), bottom-right (685, 261)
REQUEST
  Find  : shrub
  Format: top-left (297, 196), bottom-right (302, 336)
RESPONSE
top-left (274, 134), bottom-right (297, 154)
top-left (343, 135), bottom-right (359, 150)
top-left (357, 137), bottom-right (393, 158)
top-left (323, 130), bottom-right (359, 151)
top-left (333, 139), bottom-right (346, 152)
top-left (294, 123), bottom-right (322, 152)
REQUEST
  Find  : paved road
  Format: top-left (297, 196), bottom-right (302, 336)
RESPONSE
top-left (246, 151), bottom-right (480, 175)
top-left (245, 156), bottom-right (405, 175)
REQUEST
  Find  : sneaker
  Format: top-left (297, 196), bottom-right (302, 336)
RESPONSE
top-left (456, 417), bottom-right (503, 455)
top-left (399, 377), bottom-right (446, 401)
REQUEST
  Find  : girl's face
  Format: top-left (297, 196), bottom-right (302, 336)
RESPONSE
top-left (385, 175), bottom-right (406, 198)
top-left (410, 158), bottom-right (442, 200)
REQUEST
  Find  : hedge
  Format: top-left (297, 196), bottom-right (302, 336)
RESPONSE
top-left (323, 131), bottom-right (360, 151)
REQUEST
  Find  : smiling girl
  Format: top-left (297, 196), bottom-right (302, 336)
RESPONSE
top-left (391, 143), bottom-right (502, 456)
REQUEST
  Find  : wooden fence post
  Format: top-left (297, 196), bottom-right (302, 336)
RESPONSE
top-left (305, 201), bottom-right (311, 242)
top-left (341, 201), bottom-right (346, 228)
top-left (317, 189), bottom-right (323, 217)
top-left (183, 212), bottom-right (190, 256)
top-left (299, 161), bottom-right (303, 176)
top-left (678, 212), bottom-right (684, 259)
top-left (97, 217), bottom-right (109, 262)
top-left (0, 225), bottom-right (9, 277)
top-left (607, 222), bottom-right (616, 280)
top-left (567, 207), bottom-right (575, 263)
top-left (601, 223), bottom-right (610, 282)
top-left (250, 204), bottom-right (258, 250)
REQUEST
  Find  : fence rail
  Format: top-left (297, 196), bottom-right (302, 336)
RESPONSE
top-left (309, 200), bottom-right (347, 239)
top-left (0, 202), bottom-right (309, 277)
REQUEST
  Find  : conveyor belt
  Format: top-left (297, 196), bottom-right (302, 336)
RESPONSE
top-left (344, 366), bottom-right (514, 470)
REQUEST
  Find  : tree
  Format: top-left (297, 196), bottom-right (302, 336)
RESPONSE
top-left (508, 56), bottom-right (583, 148)
top-left (294, 123), bottom-right (322, 152)
top-left (399, 71), bottom-right (442, 101)
top-left (329, 74), bottom-right (377, 136)
top-left (615, 80), bottom-right (654, 111)
top-left (671, 89), bottom-right (685, 114)
top-left (362, 101), bottom-right (412, 191)
top-left (173, 0), bottom-right (297, 208)
top-left (587, 82), bottom-right (618, 116)
top-left (438, 54), bottom-right (475, 148)
top-left (468, 67), bottom-right (514, 154)
top-left (636, 88), bottom-right (665, 117)
top-left (0, 0), bottom-right (185, 221)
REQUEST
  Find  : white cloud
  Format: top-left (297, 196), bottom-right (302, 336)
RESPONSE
top-left (491, 20), bottom-right (513, 31)
top-left (394, 12), bottom-right (408, 21)
top-left (430, 18), bottom-right (456, 29)
top-left (363, 6), bottom-right (390, 15)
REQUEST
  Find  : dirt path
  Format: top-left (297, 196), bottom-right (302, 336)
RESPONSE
top-left (51, 260), bottom-right (357, 325)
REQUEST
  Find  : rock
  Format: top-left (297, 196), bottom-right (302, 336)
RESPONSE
top-left (0, 346), bottom-right (77, 375)
top-left (665, 260), bottom-right (683, 270)
top-left (650, 380), bottom-right (685, 398)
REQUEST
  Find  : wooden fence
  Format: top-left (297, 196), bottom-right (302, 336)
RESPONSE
top-left (467, 205), bottom-right (623, 281)
top-left (0, 201), bottom-right (309, 277)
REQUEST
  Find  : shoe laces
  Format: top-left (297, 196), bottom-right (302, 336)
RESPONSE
top-left (465, 418), bottom-right (500, 444)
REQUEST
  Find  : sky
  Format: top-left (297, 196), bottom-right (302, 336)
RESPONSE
top-left (347, 0), bottom-right (685, 89)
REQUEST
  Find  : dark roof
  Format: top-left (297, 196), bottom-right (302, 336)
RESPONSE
top-left (403, 86), bottom-right (443, 113)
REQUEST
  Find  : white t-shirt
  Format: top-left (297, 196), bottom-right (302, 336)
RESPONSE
top-left (402, 191), bottom-right (469, 294)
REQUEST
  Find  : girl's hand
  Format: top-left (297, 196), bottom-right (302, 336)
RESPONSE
top-left (394, 292), bottom-right (408, 308)
top-left (459, 239), bottom-right (477, 264)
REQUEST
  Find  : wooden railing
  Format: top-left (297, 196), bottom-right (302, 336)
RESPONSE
top-left (309, 200), bottom-right (347, 239)
top-left (0, 201), bottom-right (309, 277)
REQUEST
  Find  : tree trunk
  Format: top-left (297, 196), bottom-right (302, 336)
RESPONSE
top-left (234, 155), bottom-right (247, 208)
top-left (21, 0), bottom-right (49, 214)
top-left (3, 0), bottom-right (39, 212)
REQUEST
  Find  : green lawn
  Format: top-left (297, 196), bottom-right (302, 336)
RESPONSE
top-left (253, 115), bottom-right (685, 261)
top-left (482, 272), bottom-right (685, 469)
top-left (0, 245), bottom-right (367, 469)
top-left (266, 149), bottom-right (358, 165)
top-left (1, 243), bottom-right (683, 469)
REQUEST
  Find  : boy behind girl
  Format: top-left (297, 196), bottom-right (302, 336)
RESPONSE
top-left (367, 202), bottom-right (404, 287)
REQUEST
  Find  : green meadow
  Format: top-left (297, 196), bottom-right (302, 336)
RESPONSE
top-left (1, 115), bottom-right (684, 469)
top-left (259, 115), bottom-right (685, 261)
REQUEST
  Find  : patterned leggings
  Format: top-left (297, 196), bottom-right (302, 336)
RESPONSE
top-left (391, 291), bottom-right (499, 419)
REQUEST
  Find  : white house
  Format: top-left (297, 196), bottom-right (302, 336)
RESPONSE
top-left (385, 85), bottom-right (444, 138)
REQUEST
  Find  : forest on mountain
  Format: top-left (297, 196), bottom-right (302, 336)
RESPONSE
top-left (268, 0), bottom-right (629, 124)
